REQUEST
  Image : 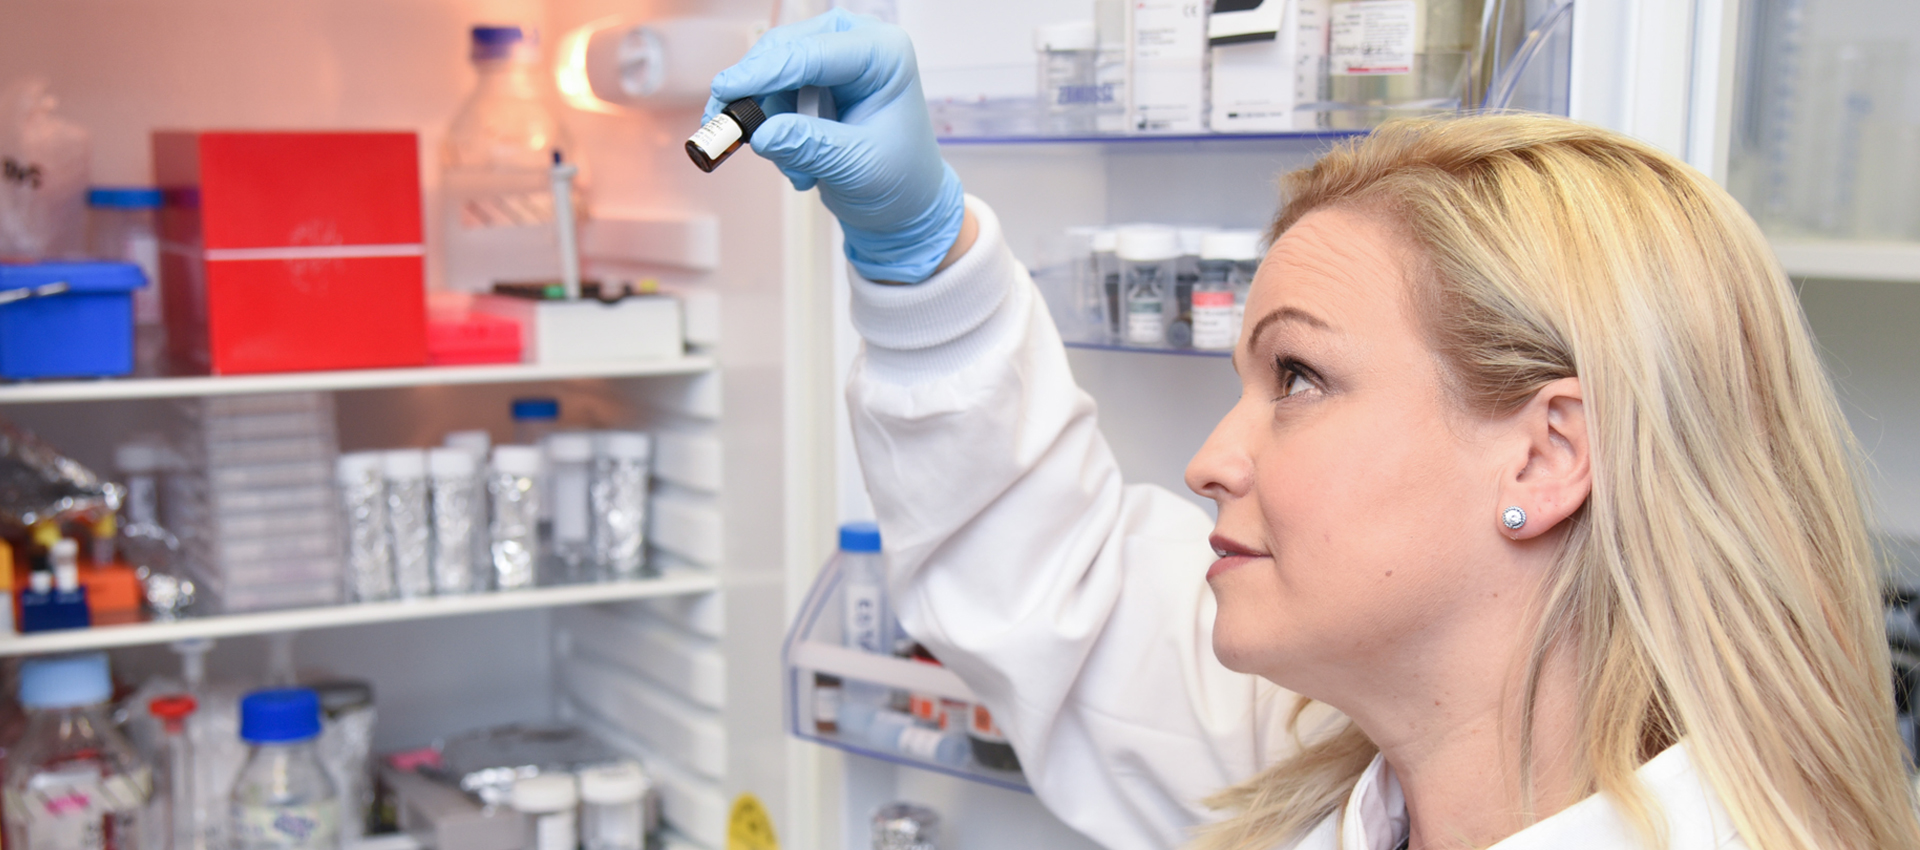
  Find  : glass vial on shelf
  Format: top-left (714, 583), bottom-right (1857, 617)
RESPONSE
top-left (1324, 0), bottom-right (1486, 128)
top-left (872, 802), bottom-right (940, 850)
top-left (1035, 21), bottom-right (1099, 135)
top-left (489, 445), bottom-right (544, 591)
top-left (441, 26), bottom-right (585, 292)
top-left (578, 762), bottom-right (651, 850)
top-left (231, 689), bottom-right (337, 850)
top-left (1195, 230), bottom-right (1263, 351)
top-left (544, 433), bottom-right (594, 585)
top-left (338, 452), bottom-right (396, 603)
top-left (5, 653), bottom-right (152, 850)
top-left (511, 773), bottom-right (579, 850)
top-left (427, 448), bottom-right (484, 595)
top-left (149, 694), bottom-right (201, 850)
top-left (1117, 227), bottom-right (1179, 348)
top-left (382, 450), bottom-right (433, 599)
top-left (590, 431), bottom-right (652, 581)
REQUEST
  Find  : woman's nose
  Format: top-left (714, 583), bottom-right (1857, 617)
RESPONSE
top-left (1186, 397), bottom-right (1256, 504)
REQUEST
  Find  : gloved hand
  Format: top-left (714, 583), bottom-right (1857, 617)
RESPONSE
top-left (706, 10), bottom-right (964, 283)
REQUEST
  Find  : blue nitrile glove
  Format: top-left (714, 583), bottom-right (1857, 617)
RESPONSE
top-left (706, 10), bottom-right (964, 283)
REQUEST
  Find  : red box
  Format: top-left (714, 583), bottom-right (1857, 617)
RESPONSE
top-left (154, 132), bottom-right (428, 375)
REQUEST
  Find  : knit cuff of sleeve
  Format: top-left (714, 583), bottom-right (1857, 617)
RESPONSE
top-left (849, 195), bottom-right (1023, 382)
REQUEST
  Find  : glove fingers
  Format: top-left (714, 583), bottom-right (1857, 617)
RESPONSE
top-left (710, 13), bottom-right (887, 106)
top-left (747, 112), bottom-right (864, 188)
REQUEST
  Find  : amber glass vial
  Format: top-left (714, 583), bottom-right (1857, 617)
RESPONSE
top-left (686, 98), bottom-right (769, 172)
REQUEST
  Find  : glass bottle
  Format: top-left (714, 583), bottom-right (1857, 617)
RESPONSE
top-left (4, 652), bottom-right (152, 850)
top-left (229, 689), bottom-right (337, 850)
top-left (1117, 227), bottom-right (1179, 348)
top-left (147, 695), bottom-right (200, 850)
top-left (441, 26), bottom-right (587, 292)
top-left (578, 762), bottom-right (650, 850)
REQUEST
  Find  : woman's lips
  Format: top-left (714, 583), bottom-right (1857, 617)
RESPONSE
top-left (1207, 534), bottom-right (1266, 580)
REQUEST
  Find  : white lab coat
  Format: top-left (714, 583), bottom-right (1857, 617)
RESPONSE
top-left (844, 197), bottom-right (1747, 850)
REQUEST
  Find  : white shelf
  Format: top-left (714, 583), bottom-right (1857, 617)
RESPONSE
top-left (0, 356), bottom-right (716, 404)
top-left (0, 572), bottom-right (718, 656)
top-left (1773, 240), bottom-right (1920, 284)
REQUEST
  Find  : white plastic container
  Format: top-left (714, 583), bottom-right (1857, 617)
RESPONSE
top-left (471, 294), bottom-right (683, 364)
top-left (1035, 21), bottom-right (1098, 135)
top-left (544, 432), bottom-right (595, 584)
top-left (578, 762), bottom-right (651, 850)
top-left (427, 447), bottom-right (484, 595)
top-left (1116, 226), bottom-right (1180, 347)
top-left (511, 773), bottom-right (579, 850)
top-left (489, 446), bottom-right (544, 591)
top-left (590, 431), bottom-right (652, 581)
top-left (383, 449), bottom-right (433, 599)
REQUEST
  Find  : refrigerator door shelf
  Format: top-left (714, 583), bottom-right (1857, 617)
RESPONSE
top-left (782, 552), bottom-right (1032, 793)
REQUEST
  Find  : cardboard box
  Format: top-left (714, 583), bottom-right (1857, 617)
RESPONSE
top-left (1210, 0), bottom-right (1329, 132)
top-left (1129, 0), bottom-right (1209, 132)
top-left (154, 132), bottom-right (428, 375)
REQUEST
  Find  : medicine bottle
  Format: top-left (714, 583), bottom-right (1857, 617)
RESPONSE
top-left (511, 773), bottom-right (579, 850)
top-left (544, 432), bottom-right (595, 584)
top-left (578, 761), bottom-right (651, 850)
top-left (5, 653), bottom-right (151, 850)
top-left (1116, 227), bottom-right (1179, 347)
top-left (836, 522), bottom-right (893, 708)
top-left (1325, 0), bottom-right (1487, 128)
top-left (686, 98), bottom-right (769, 172)
top-left (1169, 227), bottom-right (1213, 349)
top-left (489, 445), bottom-right (545, 590)
top-left (382, 449), bottom-right (433, 599)
top-left (1034, 21), bottom-right (1098, 135)
top-left (1195, 230), bottom-right (1262, 351)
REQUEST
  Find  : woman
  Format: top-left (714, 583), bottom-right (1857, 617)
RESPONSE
top-left (709, 12), bottom-right (1920, 849)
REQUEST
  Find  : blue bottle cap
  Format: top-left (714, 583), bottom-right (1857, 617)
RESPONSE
top-left (510, 398), bottom-right (559, 421)
top-left (839, 522), bottom-right (881, 553)
top-left (239, 688), bottom-right (323, 743)
top-left (471, 25), bottom-right (527, 62)
top-left (86, 187), bottom-right (164, 209)
top-left (20, 653), bottom-right (113, 709)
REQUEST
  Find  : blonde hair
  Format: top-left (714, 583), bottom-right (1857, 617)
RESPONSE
top-left (1193, 115), bottom-right (1919, 850)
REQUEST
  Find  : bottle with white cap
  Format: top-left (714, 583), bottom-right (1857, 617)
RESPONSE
top-left (590, 431), bottom-right (652, 581)
top-left (5, 653), bottom-right (153, 850)
top-left (578, 761), bottom-right (652, 850)
top-left (337, 452), bottom-right (395, 603)
top-left (427, 447), bottom-right (484, 595)
top-left (511, 773), bottom-right (579, 850)
top-left (382, 449), bottom-right (433, 599)
top-left (1196, 230), bottom-right (1263, 350)
top-left (489, 445), bottom-right (544, 590)
top-left (1035, 20), bottom-right (1099, 135)
top-left (1205, 229), bottom-right (1265, 343)
top-left (1170, 227), bottom-right (1216, 349)
top-left (1117, 226), bottom-right (1180, 347)
top-left (544, 433), bottom-right (595, 584)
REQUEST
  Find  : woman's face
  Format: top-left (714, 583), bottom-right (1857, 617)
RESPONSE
top-left (1184, 207), bottom-right (1525, 702)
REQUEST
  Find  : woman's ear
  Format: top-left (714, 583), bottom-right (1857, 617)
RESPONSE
top-left (1499, 377), bottom-right (1591, 540)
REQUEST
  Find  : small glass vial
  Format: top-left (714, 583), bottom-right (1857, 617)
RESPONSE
top-left (511, 773), bottom-right (579, 850)
top-left (489, 446), bottom-right (544, 591)
top-left (1196, 230), bottom-right (1262, 351)
top-left (544, 432), bottom-right (594, 585)
top-left (231, 688), bottom-right (338, 850)
top-left (871, 802), bottom-right (939, 850)
top-left (382, 449), bottom-right (433, 599)
top-left (427, 447), bottom-right (483, 595)
top-left (686, 98), bottom-right (769, 173)
top-left (589, 431), bottom-right (652, 581)
top-left (338, 452), bottom-right (395, 603)
top-left (1116, 227), bottom-right (1179, 348)
top-left (578, 762), bottom-right (651, 850)
top-left (1212, 229), bottom-right (1265, 340)
top-left (1034, 21), bottom-right (1098, 135)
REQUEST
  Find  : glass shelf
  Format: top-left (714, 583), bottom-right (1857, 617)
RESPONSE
top-left (1064, 340), bottom-right (1231, 359)
top-left (938, 130), bottom-right (1366, 147)
top-left (783, 555), bottom-right (1031, 793)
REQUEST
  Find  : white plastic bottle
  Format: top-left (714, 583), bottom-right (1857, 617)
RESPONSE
top-left (578, 762), bottom-right (651, 850)
top-left (382, 449), bottom-right (433, 600)
top-left (836, 522), bottom-right (893, 709)
top-left (543, 432), bottom-right (594, 585)
top-left (230, 689), bottom-right (337, 850)
top-left (441, 26), bottom-right (586, 292)
top-left (4, 653), bottom-right (152, 850)
top-left (511, 773), bottom-right (578, 850)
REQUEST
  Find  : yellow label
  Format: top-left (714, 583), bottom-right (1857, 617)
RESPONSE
top-left (726, 793), bottom-right (779, 850)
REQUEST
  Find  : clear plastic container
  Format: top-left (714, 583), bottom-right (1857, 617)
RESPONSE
top-left (230, 689), bottom-right (337, 850)
top-left (427, 448), bottom-right (484, 595)
top-left (337, 453), bottom-right (395, 603)
top-left (511, 773), bottom-right (578, 850)
top-left (5, 653), bottom-right (152, 850)
top-left (87, 187), bottom-right (165, 376)
top-left (838, 522), bottom-right (892, 708)
top-left (1324, 0), bottom-right (1488, 127)
top-left (589, 431), bottom-right (652, 581)
top-left (381, 450), bottom-right (433, 599)
top-left (1117, 227), bottom-right (1179, 348)
top-left (1034, 21), bottom-right (1098, 135)
top-left (543, 433), bottom-right (594, 585)
top-left (489, 446), bottom-right (543, 591)
top-left (441, 26), bottom-right (586, 292)
top-left (578, 761), bottom-right (650, 850)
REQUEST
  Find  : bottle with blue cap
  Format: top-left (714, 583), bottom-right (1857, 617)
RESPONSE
top-left (229, 688), bottom-right (338, 849)
top-left (4, 652), bottom-right (153, 849)
top-left (835, 522), bottom-right (896, 715)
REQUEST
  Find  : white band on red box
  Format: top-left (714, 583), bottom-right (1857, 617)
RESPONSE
top-left (198, 244), bottom-right (426, 262)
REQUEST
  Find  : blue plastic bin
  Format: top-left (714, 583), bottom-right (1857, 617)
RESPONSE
top-left (0, 261), bottom-right (146, 379)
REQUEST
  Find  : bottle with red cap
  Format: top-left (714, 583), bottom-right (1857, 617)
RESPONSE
top-left (148, 694), bottom-right (200, 850)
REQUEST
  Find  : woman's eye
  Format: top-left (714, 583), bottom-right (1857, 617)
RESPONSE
top-left (1271, 357), bottom-right (1318, 401)
top-left (1280, 370), bottom-right (1310, 398)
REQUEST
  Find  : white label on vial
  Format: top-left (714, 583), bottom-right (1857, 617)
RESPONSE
top-left (688, 116), bottom-right (743, 159)
top-left (895, 725), bottom-right (947, 760)
top-left (1330, 0), bottom-right (1416, 76)
top-left (1192, 291), bottom-right (1237, 350)
top-left (1127, 298), bottom-right (1166, 345)
top-left (843, 581), bottom-right (886, 655)
top-left (235, 802), bottom-right (337, 849)
top-left (814, 681), bottom-right (841, 729)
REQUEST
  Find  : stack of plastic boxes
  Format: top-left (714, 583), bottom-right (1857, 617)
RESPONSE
top-left (169, 393), bottom-right (343, 612)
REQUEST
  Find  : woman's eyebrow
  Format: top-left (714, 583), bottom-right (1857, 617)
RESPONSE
top-left (1232, 306), bottom-right (1335, 375)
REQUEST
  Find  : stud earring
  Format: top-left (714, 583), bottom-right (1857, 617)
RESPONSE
top-left (1501, 506), bottom-right (1527, 530)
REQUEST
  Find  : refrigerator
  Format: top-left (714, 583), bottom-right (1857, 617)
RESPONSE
top-left (3, 0), bottom-right (1918, 848)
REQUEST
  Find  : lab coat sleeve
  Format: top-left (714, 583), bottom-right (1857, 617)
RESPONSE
top-left (846, 196), bottom-right (1302, 850)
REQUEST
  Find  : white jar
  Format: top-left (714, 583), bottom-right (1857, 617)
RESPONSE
top-left (579, 761), bottom-right (652, 850)
top-left (1116, 226), bottom-right (1180, 348)
top-left (1034, 20), bottom-right (1098, 135)
top-left (511, 773), bottom-right (579, 850)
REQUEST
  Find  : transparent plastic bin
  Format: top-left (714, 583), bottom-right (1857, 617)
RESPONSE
top-left (782, 550), bottom-right (1030, 793)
